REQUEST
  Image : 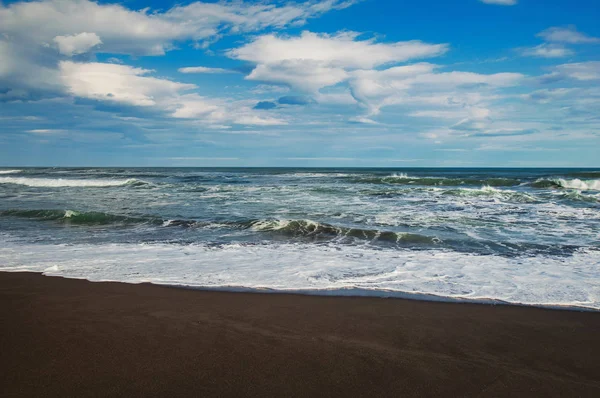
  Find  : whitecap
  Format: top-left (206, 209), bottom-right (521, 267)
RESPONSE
top-left (0, 177), bottom-right (141, 187)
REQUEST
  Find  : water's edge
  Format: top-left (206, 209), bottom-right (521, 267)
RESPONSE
top-left (4, 269), bottom-right (596, 313)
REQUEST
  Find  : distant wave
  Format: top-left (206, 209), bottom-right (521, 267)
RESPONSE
top-left (0, 170), bottom-right (22, 174)
top-left (0, 177), bottom-right (146, 188)
top-left (531, 178), bottom-right (600, 191)
top-left (347, 173), bottom-right (521, 187)
top-left (566, 171), bottom-right (600, 179)
top-left (364, 185), bottom-right (538, 203)
top-left (0, 209), bottom-right (160, 225)
top-left (278, 172), bottom-right (359, 178)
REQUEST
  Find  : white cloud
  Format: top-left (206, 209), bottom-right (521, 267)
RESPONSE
top-left (25, 129), bottom-right (66, 134)
top-left (234, 115), bottom-right (288, 126)
top-left (348, 64), bottom-right (523, 116)
top-left (478, 0), bottom-right (517, 5)
top-left (178, 66), bottom-right (238, 74)
top-left (58, 61), bottom-right (286, 126)
top-left (169, 94), bottom-right (222, 119)
top-left (1, 0), bottom-right (187, 56)
top-left (522, 88), bottom-right (575, 103)
top-left (409, 110), bottom-right (466, 119)
top-left (59, 61), bottom-right (194, 107)
top-left (520, 44), bottom-right (573, 58)
top-left (250, 84), bottom-right (290, 94)
top-left (520, 26), bottom-right (599, 60)
top-left (0, 0), bottom-right (356, 56)
top-left (53, 32), bottom-right (101, 56)
top-left (228, 31), bottom-right (447, 92)
top-left (545, 62), bottom-right (600, 81)
top-left (246, 60), bottom-right (349, 92)
top-left (537, 26), bottom-right (600, 44)
top-left (229, 31), bottom-right (448, 69)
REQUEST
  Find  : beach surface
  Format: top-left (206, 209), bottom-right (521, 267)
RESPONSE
top-left (1, 272), bottom-right (599, 397)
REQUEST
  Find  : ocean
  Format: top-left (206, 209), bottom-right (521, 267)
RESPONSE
top-left (0, 167), bottom-right (599, 309)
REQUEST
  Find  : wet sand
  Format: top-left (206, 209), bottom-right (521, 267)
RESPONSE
top-left (1, 271), bottom-right (599, 397)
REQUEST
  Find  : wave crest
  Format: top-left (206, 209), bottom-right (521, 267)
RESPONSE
top-left (347, 174), bottom-right (521, 187)
top-left (0, 177), bottom-right (146, 188)
top-left (249, 219), bottom-right (441, 244)
top-left (0, 209), bottom-right (160, 225)
top-left (532, 178), bottom-right (600, 191)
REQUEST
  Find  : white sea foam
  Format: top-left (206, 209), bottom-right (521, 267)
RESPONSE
top-left (63, 210), bottom-right (79, 218)
top-left (0, 239), bottom-right (598, 310)
top-left (556, 178), bottom-right (600, 191)
top-left (279, 173), bottom-right (357, 178)
top-left (0, 170), bottom-right (22, 174)
top-left (0, 177), bottom-right (139, 187)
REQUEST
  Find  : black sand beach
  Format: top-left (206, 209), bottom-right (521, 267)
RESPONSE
top-left (1, 272), bottom-right (599, 397)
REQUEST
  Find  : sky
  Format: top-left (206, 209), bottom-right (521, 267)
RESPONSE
top-left (0, 0), bottom-right (599, 167)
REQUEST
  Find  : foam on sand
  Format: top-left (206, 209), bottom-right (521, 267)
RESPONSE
top-left (1, 239), bottom-right (598, 310)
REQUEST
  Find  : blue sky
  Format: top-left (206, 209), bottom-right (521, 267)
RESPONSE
top-left (1, 0), bottom-right (599, 167)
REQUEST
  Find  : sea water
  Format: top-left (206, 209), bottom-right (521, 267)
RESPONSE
top-left (1, 167), bottom-right (598, 309)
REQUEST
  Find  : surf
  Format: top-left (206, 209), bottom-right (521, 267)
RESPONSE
top-left (531, 178), bottom-right (600, 191)
top-left (0, 177), bottom-right (147, 188)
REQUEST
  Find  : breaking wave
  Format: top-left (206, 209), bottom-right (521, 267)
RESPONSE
top-left (531, 178), bottom-right (600, 191)
top-left (248, 219), bottom-right (441, 244)
top-left (1, 209), bottom-right (441, 245)
top-left (0, 177), bottom-right (147, 188)
top-left (0, 170), bottom-right (22, 174)
top-left (363, 185), bottom-right (537, 203)
top-left (347, 173), bottom-right (521, 187)
top-left (441, 185), bottom-right (538, 202)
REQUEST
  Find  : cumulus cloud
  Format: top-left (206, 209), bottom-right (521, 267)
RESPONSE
top-left (229, 31), bottom-right (447, 69)
top-left (59, 61), bottom-right (194, 107)
top-left (0, 0), bottom-right (356, 56)
top-left (178, 66), bottom-right (238, 74)
top-left (58, 61), bottom-right (286, 126)
top-left (348, 63), bottom-right (523, 117)
top-left (537, 26), bottom-right (600, 44)
top-left (246, 60), bottom-right (349, 92)
top-left (478, 0), bottom-right (517, 5)
top-left (53, 32), bottom-right (102, 56)
top-left (0, 1), bottom-right (359, 104)
top-left (228, 31), bottom-right (447, 92)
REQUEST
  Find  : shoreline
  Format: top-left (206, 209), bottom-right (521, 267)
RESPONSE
top-left (2, 271), bottom-right (599, 397)
top-left (2, 269), bottom-right (598, 313)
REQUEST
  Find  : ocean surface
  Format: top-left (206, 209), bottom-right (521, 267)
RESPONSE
top-left (1, 167), bottom-right (599, 309)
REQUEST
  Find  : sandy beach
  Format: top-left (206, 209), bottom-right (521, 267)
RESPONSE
top-left (1, 271), bottom-right (599, 397)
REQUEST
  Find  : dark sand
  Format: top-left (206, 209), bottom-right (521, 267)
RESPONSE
top-left (1, 272), bottom-right (599, 397)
